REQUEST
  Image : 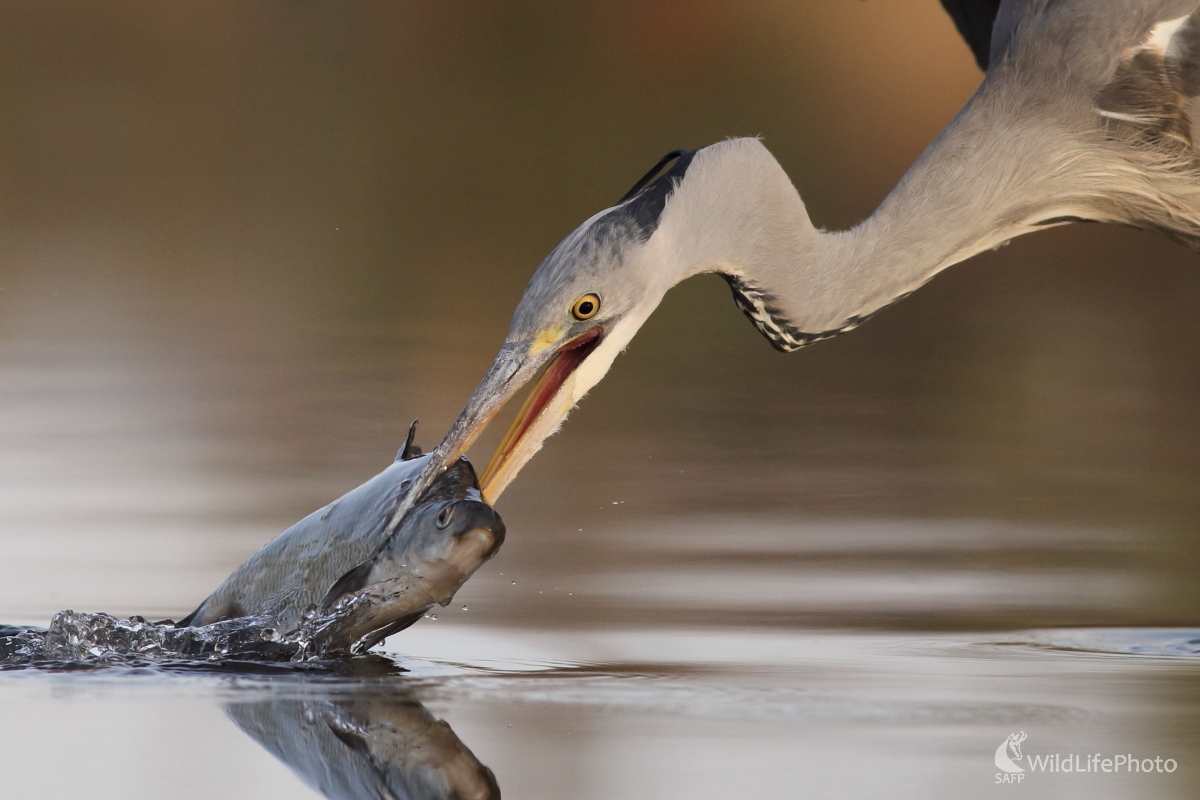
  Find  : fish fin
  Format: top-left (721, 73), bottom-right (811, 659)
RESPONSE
top-left (353, 608), bottom-right (427, 653)
top-left (176, 602), bottom-right (206, 628)
top-left (325, 719), bottom-right (372, 756)
top-left (177, 596), bottom-right (243, 628)
top-left (396, 419), bottom-right (422, 461)
top-left (321, 560), bottom-right (375, 609)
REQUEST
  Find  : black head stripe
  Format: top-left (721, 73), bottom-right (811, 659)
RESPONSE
top-left (619, 149), bottom-right (696, 203)
top-left (614, 148), bottom-right (697, 240)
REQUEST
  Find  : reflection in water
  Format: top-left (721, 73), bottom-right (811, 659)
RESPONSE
top-left (1013, 628), bottom-right (1200, 658)
top-left (227, 691), bottom-right (499, 800)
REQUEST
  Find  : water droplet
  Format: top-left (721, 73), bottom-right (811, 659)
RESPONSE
top-left (511, 580), bottom-right (516, 585)
top-left (461, 605), bottom-right (469, 612)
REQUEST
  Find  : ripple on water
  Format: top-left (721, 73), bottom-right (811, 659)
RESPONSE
top-left (885, 628), bottom-right (1200, 662)
top-left (417, 669), bottom-right (1084, 726)
top-left (1005, 628), bottom-right (1200, 658)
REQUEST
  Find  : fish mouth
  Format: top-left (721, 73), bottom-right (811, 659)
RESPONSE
top-left (450, 500), bottom-right (507, 561)
top-left (435, 497), bottom-right (507, 569)
top-left (444, 526), bottom-right (503, 581)
top-left (479, 327), bottom-right (604, 499)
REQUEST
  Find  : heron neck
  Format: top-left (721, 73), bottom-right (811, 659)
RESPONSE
top-left (817, 180), bottom-right (1018, 327)
top-left (728, 108), bottom-right (1076, 337)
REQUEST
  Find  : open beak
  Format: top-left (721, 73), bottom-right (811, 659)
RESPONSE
top-left (387, 327), bottom-right (604, 530)
top-left (479, 326), bottom-right (604, 499)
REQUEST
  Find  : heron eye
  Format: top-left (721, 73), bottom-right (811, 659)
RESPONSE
top-left (571, 293), bottom-right (600, 321)
top-left (435, 505), bottom-right (454, 530)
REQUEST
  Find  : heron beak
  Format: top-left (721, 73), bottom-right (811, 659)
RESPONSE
top-left (398, 327), bottom-right (603, 515)
top-left (480, 327), bottom-right (604, 500)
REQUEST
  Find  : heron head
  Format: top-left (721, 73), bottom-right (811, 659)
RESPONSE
top-left (414, 149), bottom-right (698, 502)
top-left (396, 139), bottom-right (806, 508)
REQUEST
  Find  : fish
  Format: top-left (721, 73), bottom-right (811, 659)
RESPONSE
top-left (180, 426), bottom-right (504, 654)
top-left (226, 691), bottom-right (500, 800)
top-left (306, 462), bottom-right (505, 654)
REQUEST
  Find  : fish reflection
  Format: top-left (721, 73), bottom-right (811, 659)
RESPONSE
top-left (226, 692), bottom-right (500, 800)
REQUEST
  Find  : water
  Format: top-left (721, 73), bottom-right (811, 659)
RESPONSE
top-left (0, 612), bottom-right (290, 664)
top-left (0, 607), bottom-right (361, 666)
top-left (2, 2), bottom-right (1200, 798)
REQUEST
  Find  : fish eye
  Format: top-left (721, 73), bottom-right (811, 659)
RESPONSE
top-left (571, 293), bottom-right (600, 321)
top-left (435, 505), bottom-right (454, 530)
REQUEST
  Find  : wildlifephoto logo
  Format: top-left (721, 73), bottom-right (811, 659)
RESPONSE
top-left (993, 733), bottom-right (1179, 784)
top-left (995, 731), bottom-right (1028, 776)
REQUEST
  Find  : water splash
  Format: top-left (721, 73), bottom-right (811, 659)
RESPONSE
top-left (0, 570), bottom-right (447, 669)
top-left (0, 602), bottom-right (406, 669)
top-left (0, 611), bottom-right (301, 666)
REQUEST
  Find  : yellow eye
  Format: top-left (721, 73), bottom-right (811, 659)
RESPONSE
top-left (571, 293), bottom-right (600, 320)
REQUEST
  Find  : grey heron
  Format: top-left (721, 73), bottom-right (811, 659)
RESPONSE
top-left (396, 0), bottom-right (1200, 519)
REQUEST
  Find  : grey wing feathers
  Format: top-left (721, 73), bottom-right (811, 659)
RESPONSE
top-left (1095, 10), bottom-right (1200, 151)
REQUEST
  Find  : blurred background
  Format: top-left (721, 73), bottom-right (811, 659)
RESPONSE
top-left (2, 0), bottom-right (1198, 628)
top-left (3, 3), bottom-right (1200, 799)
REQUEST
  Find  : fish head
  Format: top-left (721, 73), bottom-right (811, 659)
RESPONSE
top-left (390, 457), bottom-right (506, 569)
top-left (314, 458), bottom-right (505, 653)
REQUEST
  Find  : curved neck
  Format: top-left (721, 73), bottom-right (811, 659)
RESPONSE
top-left (665, 92), bottom-right (1089, 347)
